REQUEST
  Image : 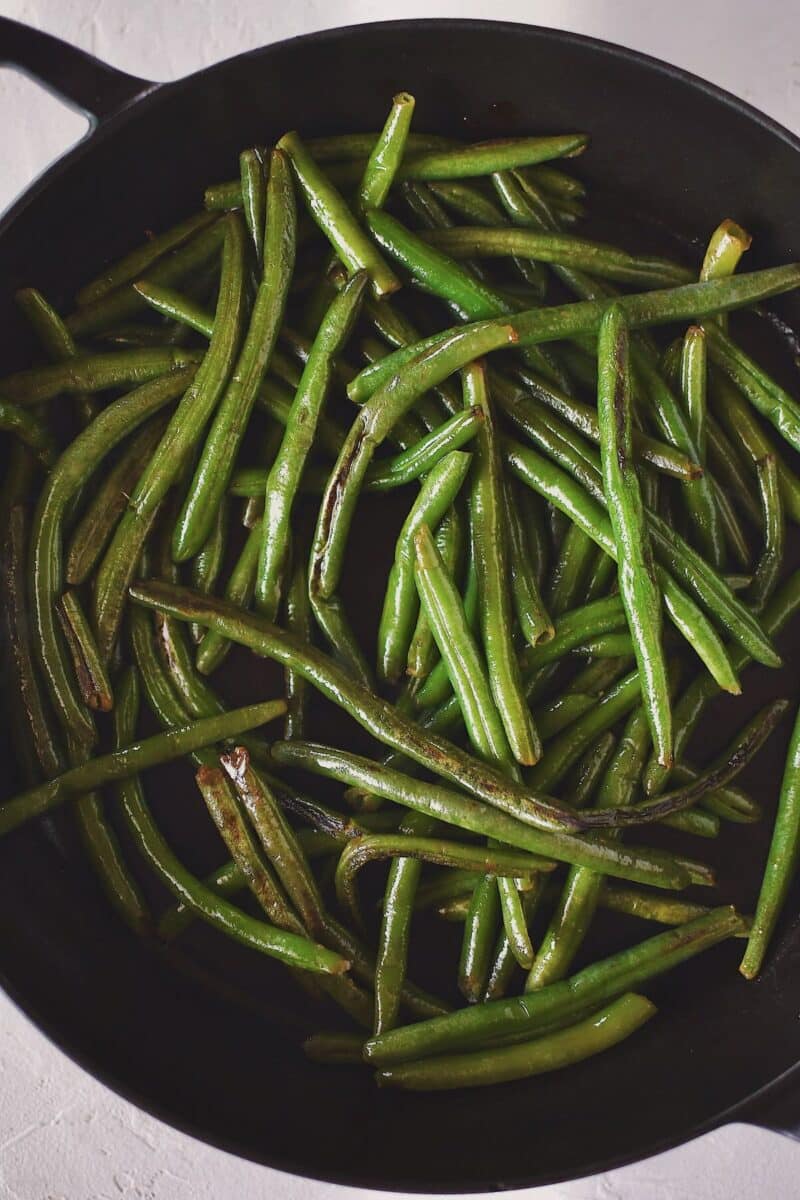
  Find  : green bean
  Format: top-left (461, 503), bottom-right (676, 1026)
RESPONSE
top-left (56, 590), bottom-right (113, 713)
top-left (465, 363), bottom-right (541, 765)
top-left (643, 570), bottom-right (800, 798)
top-left (525, 164), bottom-right (586, 200)
top-left (413, 522), bottom-right (512, 770)
top-left (188, 496), bottom-right (228, 641)
top-left (196, 520), bottom-right (261, 675)
top-left (375, 991), bottom-right (655, 1090)
top-left (418, 177), bottom-right (548, 296)
top-left (409, 547), bottom-right (478, 709)
top-left (663, 808), bottom-right (719, 838)
top-left (633, 349), bottom-right (724, 568)
top-left (278, 131), bottom-right (398, 298)
top-left (528, 699), bottom-right (654, 990)
top-left (0, 347), bottom-right (199, 408)
top-left (358, 92), bottom-right (415, 213)
top-left (645, 508), bottom-right (777, 669)
top-left (255, 274), bottom-right (366, 618)
top-left (15, 286), bottom-right (98, 426)
top-left (527, 670), bottom-right (642, 795)
top-left (357, 337), bottom-right (436, 445)
top-left (360, 294), bottom-right (460, 416)
top-left (680, 327), bottom-right (707, 464)
top-left (304, 1032), bottom-right (365, 1064)
top-left (283, 556), bottom-right (311, 740)
top-left (574, 634), bottom-right (634, 659)
top-left (536, 693), bottom-right (596, 740)
top-left (158, 831), bottom-right (341, 941)
top-left (378, 451), bottom-right (473, 683)
top-left (566, 733), bottom-right (618, 809)
top-left (741, 701), bottom-right (800, 978)
top-left (598, 700), bottom-right (787, 830)
top-left (547, 411), bottom-right (769, 671)
top-left (547, 523), bottom-right (596, 617)
top-left (521, 595), bottom-right (626, 673)
top-left (195, 761), bottom-right (305, 930)
top-left (598, 305), bottom-right (671, 766)
top-left (504, 439), bottom-right (740, 691)
top-left (270, 741), bottom-right (698, 891)
top-left (29, 370), bottom-right (191, 752)
top-left (0, 400), bottom-right (56, 467)
top-left (582, 546), bottom-right (618, 603)
top-left (375, 809), bottom-right (435, 1034)
top-left (706, 415), bottom-right (763, 525)
top-left (65, 418), bottom-right (167, 586)
top-left (365, 209), bottom-right (564, 386)
top-left (304, 131), bottom-right (449, 161)
top-left (750, 454), bottom-right (785, 612)
top-left (458, 876), bottom-right (500, 1002)
top-left (394, 134), bottom-right (588, 181)
top-left (711, 475), bottom-right (752, 570)
top-left (240, 148), bottom-right (267, 263)
top-left (426, 180), bottom-right (507, 226)
top-left (112, 668), bottom-right (345, 974)
top-left (670, 762), bottom-right (761, 823)
top-left (421, 227), bottom-right (691, 288)
top-left (336, 833), bottom-right (552, 930)
top-left (441, 883), bottom-right (729, 930)
top-left (701, 218), bottom-right (751, 284)
top-left (407, 505), bottom-right (465, 682)
top-left (504, 478), bottom-right (554, 646)
top-left (705, 321), bottom-right (800, 454)
top-left (67, 219), bottom-right (225, 338)
top-left (508, 366), bottom-right (702, 481)
top-left (309, 590), bottom-right (374, 689)
top-left (712, 372), bottom-right (800, 525)
top-left (310, 320), bottom-right (517, 604)
top-left (0, 507), bottom-right (63, 783)
top-left (0, 697), bottom-right (287, 835)
top-left (76, 211), bottom-right (218, 307)
top-left (174, 155), bottom-right (296, 562)
top-left (366, 907), bottom-right (742, 1064)
top-left (94, 216), bottom-right (247, 658)
top-left (133, 280), bottom-right (215, 336)
top-left (347, 264), bottom-right (800, 404)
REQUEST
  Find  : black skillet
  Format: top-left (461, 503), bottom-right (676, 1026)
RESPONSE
top-left (2, 16), bottom-right (800, 1192)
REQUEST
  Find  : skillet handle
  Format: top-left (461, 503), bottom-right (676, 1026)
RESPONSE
top-left (0, 17), bottom-right (153, 124)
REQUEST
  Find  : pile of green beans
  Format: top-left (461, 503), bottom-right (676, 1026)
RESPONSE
top-left (2, 95), bottom-right (800, 1093)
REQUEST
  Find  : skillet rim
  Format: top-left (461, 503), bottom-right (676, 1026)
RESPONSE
top-left (2, 16), bottom-right (800, 1190)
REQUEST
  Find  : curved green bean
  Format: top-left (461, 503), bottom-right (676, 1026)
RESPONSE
top-left (375, 992), bottom-right (656, 1090)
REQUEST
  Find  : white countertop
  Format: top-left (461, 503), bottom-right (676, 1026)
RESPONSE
top-left (1, 1), bottom-right (799, 1196)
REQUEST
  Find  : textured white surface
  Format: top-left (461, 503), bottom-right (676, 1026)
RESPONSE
top-left (1, 1), bottom-right (800, 1197)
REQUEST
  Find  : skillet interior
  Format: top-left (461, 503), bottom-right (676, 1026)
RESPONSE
top-left (2, 20), bottom-right (800, 1190)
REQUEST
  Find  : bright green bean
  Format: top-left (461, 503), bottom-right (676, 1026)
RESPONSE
top-left (278, 130), bottom-right (399, 298)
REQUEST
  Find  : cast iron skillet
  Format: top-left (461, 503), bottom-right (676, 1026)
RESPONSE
top-left (2, 17), bottom-right (800, 1192)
